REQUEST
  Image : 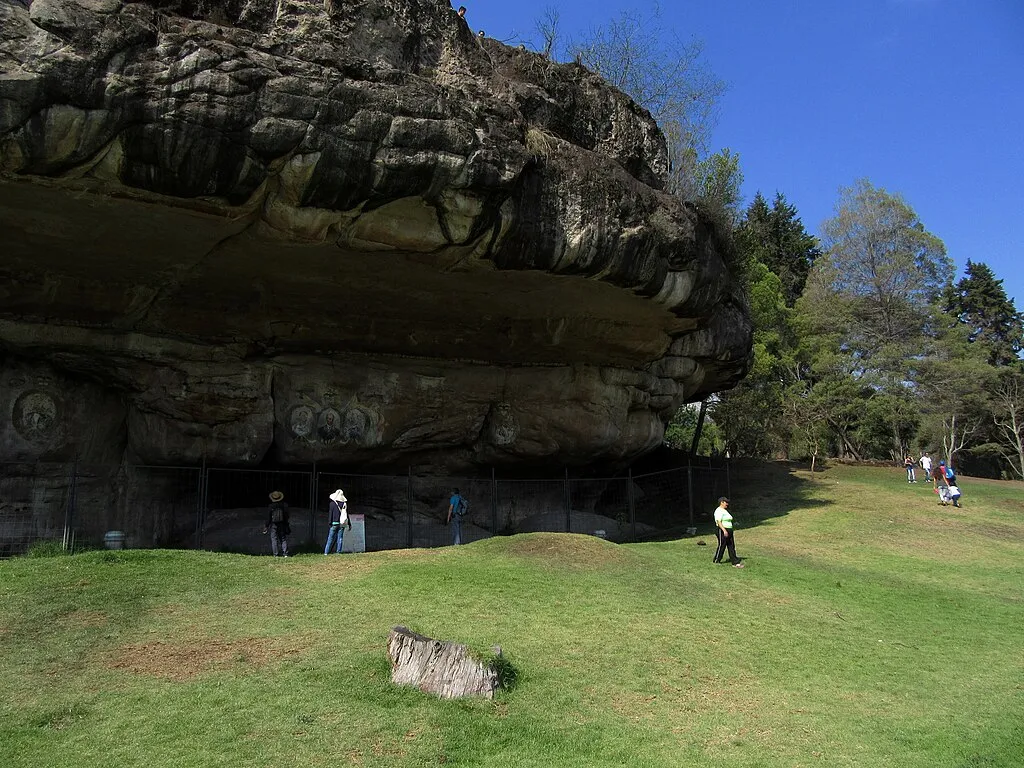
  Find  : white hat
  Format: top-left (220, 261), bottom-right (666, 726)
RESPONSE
top-left (329, 489), bottom-right (346, 502)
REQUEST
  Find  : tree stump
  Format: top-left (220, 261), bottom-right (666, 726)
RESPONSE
top-left (387, 626), bottom-right (502, 699)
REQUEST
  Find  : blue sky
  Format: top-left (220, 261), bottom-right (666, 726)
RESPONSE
top-left (465, 0), bottom-right (1024, 307)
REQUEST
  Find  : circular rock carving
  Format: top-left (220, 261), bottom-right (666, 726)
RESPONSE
top-left (289, 405), bottom-right (315, 439)
top-left (12, 390), bottom-right (60, 443)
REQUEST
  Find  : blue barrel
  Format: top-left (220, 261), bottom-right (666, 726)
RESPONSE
top-left (103, 531), bottom-right (126, 550)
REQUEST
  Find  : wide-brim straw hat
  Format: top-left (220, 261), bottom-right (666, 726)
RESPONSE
top-left (329, 489), bottom-right (347, 502)
top-left (269, 491), bottom-right (284, 502)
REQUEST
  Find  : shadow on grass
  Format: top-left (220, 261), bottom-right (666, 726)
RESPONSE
top-left (730, 459), bottom-right (835, 527)
top-left (638, 459), bottom-right (834, 543)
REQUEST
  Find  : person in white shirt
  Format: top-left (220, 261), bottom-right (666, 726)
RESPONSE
top-left (919, 453), bottom-right (933, 482)
top-left (712, 497), bottom-right (744, 568)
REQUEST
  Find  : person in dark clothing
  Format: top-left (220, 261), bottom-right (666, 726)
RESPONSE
top-left (324, 488), bottom-right (350, 555)
top-left (264, 490), bottom-right (290, 557)
top-left (447, 487), bottom-right (467, 546)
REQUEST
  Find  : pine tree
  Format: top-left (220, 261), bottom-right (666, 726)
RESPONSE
top-left (944, 260), bottom-right (1024, 366)
top-left (734, 192), bottom-right (820, 307)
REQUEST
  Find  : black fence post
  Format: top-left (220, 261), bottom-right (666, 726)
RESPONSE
top-left (62, 459), bottom-right (77, 552)
top-left (627, 468), bottom-right (636, 542)
top-left (687, 457), bottom-right (695, 528)
top-left (406, 468), bottom-right (413, 548)
top-left (491, 466), bottom-right (497, 535)
top-left (309, 461), bottom-right (317, 547)
top-left (196, 456), bottom-right (207, 550)
top-left (564, 467), bottom-right (570, 533)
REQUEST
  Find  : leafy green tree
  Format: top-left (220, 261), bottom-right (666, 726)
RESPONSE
top-left (735, 192), bottom-right (820, 306)
top-left (712, 260), bottom-right (797, 457)
top-left (855, 391), bottom-right (919, 461)
top-left (812, 179), bottom-right (952, 358)
top-left (692, 148), bottom-right (743, 222)
top-left (797, 180), bottom-right (954, 459)
top-left (944, 260), bottom-right (1024, 367)
top-left (914, 322), bottom-right (995, 468)
top-left (664, 403), bottom-right (724, 455)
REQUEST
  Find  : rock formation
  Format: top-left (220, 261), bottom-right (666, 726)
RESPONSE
top-left (0, 0), bottom-right (751, 472)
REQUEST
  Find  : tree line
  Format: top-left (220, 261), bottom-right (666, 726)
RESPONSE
top-left (669, 183), bottom-right (1024, 480)
top-left (526, 4), bottom-right (1024, 479)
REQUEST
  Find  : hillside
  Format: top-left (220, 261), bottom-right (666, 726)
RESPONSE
top-left (1, 462), bottom-right (1021, 767)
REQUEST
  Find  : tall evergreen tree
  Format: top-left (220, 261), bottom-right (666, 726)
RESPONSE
top-left (944, 260), bottom-right (1024, 366)
top-left (735, 192), bottom-right (820, 307)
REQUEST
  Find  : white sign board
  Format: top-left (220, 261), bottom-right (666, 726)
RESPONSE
top-left (342, 514), bottom-right (366, 553)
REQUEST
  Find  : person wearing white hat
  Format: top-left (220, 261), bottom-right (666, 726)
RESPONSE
top-left (325, 489), bottom-right (351, 554)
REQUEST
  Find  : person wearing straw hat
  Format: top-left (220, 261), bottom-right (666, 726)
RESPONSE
top-left (264, 490), bottom-right (290, 557)
top-left (325, 489), bottom-right (351, 555)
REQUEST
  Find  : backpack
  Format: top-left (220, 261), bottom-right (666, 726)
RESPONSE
top-left (334, 500), bottom-right (349, 527)
top-left (271, 503), bottom-right (285, 523)
top-left (456, 496), bottom-right (469, 517)
top-left (945, 466), bottom-right (955, 480)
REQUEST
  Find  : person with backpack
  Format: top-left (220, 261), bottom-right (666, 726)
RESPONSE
top-left (934, 460), bottom-right (962, 508)
top-left (324, 489), bottom-right (351, 555)
top-left (264, 490), bottom-right (291, 557)
top-left (941, 460), bottom-right (961, 507)
top-left (446, 487), bottom-right (469, 546)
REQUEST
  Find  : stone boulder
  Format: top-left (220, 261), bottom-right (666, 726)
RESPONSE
top-left (0, 0), bottom-right (751, 472)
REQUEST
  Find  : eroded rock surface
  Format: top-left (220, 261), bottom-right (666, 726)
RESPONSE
top-left (0, 0), bottom-right (751, 471)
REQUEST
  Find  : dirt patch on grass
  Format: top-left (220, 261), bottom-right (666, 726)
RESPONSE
top-left (220, 587), bottom-right (303, 615)
top-left (497, 533), bottom-right (634, 569)
top-left (102, 633), bottom-right (315, 681)
top-left (292, 548), bottom-right (433, 581)
top-left (57, 610), bottom-right (108, 629)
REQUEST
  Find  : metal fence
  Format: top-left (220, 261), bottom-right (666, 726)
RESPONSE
top-left (1, 458), bottom-right (730, 557)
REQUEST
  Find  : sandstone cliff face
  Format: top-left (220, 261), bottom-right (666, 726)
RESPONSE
top-left (0, 0), bottom-right (751, 471)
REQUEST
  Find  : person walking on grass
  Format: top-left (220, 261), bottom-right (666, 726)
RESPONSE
top-left (324, 489), bottom-right (351, 555)
top-left (264, 490), bottom-right (290, 557)
top-left (712, 496), bottom-right (744, 568)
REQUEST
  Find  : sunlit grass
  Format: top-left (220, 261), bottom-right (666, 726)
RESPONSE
top-left (1, 463), bottom-right (1021, 767)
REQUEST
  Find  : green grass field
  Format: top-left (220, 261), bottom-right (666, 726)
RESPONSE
top-left (1, 462), bottom-right (1021, 767)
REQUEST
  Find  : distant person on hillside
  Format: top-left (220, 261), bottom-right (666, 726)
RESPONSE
top-left (457, 5), bottom-right (466, 18)
top-left (324, 489), bottom-right (351, 555)
top-left (264, 491), bottom-right (291, 557)
top-left (712, 496), bottom-right (744, 568)
top-left (919, 453), bottom-right (933, 482)
top-left (904, 455), bottom-right (917, 483)
top-left (447, 487), bottom-right (468, 546)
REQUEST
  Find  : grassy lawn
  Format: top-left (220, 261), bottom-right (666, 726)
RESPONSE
top-left (1, 462), bottom-right (1021, 767)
